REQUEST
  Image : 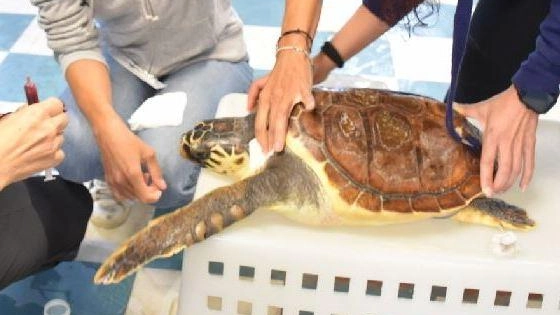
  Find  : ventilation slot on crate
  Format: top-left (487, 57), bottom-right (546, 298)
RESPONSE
top-left (526, 293), bottom-right (543, 309)
top-left (365, 280), bottom-right (383, 296)
top-left (207, 296), bottom-right (222, 311)
top-left (267, 305), bottom-right (283, 315)
top-left (462, 288), bottom-right (479, 304)
top-left (494, 290), bottom-right (512, 307)
top-left (302, 273), bottom-right (318, 290)
top-left (334, 276), bottom-right (350, 293)
top-left (208, 261), bottom-right (224, 276)
top-left (398, 282), bottom-right (415, 299)
top-left (239, 265), bottom-right (255, 281)
top-left (270, 269), bottom-right (286, 286)
top-left (430, 285), bottom-right (447, 302)
top-left (237, 300), bottom-right (252, 315)
top-left (299, 311), bottom-right (314, 315)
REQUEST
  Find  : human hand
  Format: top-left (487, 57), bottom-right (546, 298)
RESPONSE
top-left (0, 98), bottom-right (67, 189)
top-left (247, 51), bottom-right (314, 153)
top-left (454, 85), bottom-right (538, 196)
top-left (95, 118), bottom-right (166, 203)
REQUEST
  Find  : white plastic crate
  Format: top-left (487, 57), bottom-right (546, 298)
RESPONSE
top-left (178, 94), bottom-right (560, 315)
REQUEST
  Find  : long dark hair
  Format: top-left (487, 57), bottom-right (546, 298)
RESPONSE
top-left (402, 0), bottom-right (441, 34)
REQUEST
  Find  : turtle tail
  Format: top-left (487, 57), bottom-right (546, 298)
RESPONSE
top-left (94, 180), bottom-right (260, 285)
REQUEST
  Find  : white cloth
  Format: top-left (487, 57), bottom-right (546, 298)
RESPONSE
top-left (128, 92), bottom-right (187, 131)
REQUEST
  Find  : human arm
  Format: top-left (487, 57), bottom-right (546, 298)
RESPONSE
top-left (454, 0), bottom-right (560, 196)
top-left (0, 98), bottom-right (67, 191)
top-left (247, 0), bottom-right (322, 153)
top-left (65, 61), bottom-right (166, 203)
top-left (313, 5), bottom-right (391, 84)
top-left (248, 0), bottom-right (424, 153)
top-left (32, 0), bottom-right (166, 203)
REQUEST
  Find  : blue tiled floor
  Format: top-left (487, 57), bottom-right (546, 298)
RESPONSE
top-left (1, 262), bottom-right (134, 315)
top-left (0, 14), bottom-right (34, 50)
top-left (0, 54), bottom-right (66, 103)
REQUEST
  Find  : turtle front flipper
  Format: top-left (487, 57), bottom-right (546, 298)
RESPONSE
top-left (453, 197), bottom-right (535, 231)
top-left (94, 152), bottom-right (321, 284)
top-left (94, 179), bottom-right (259, 285)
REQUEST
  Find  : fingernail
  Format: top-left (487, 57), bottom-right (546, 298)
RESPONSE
top-left (520, 184), bottom-right (527, 192)
top-left (159, 179), bottom-right (167, 189)
top-left (274, 142), bottom-right (283, 152)
top-left (482, 187), bottom-right (493, 197)
top-left (154, 190), bottom-right (162, 199)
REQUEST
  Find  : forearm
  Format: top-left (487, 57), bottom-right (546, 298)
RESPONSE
top-left (278, 0), bottom-right (323, 49)
top-left (313, 5), bottom-right (390, 78)
top-left (65, 60), bottom-right (120, 135)
top-left (331, 5), bottom-right (390, 62)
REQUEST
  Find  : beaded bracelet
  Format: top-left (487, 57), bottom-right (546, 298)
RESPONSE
top-left (276, 46), bottom-right (311, 60)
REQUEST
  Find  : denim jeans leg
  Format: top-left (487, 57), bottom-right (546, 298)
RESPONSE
top-left (57, 55), bottom-right (155, 183)
top-left (137, 60), bottom-right (253, 209)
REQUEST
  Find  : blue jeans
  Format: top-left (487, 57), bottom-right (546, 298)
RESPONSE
top-left (58, 55), bottom-right (253, 209)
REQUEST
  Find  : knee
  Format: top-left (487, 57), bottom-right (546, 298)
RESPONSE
top-left (152, 160), bottom-right (201, 209)
top-left (57, 122), bottom-right (101, 182)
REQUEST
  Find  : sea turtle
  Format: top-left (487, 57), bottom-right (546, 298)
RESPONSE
top-left (94, 88), bottom-right (534, 285)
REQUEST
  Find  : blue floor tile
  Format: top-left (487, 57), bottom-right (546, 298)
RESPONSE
top-left (233, 0), bottom-right (284, 27)
top-left (0, 53), bottom-right (66, 103)
top-left (0, 14), bottom-right (34, 50)
top-left (146, 252), bottom-right (183, 271)
top-left (398, 79), bottom-right (449, 101)
top-left (0, 261), bottom-right (134, 315)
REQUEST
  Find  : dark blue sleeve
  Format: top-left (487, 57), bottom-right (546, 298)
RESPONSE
top-left (512, 0), bottom-right (560, 95)
top-left (362, 0), bottom-right (423, 26)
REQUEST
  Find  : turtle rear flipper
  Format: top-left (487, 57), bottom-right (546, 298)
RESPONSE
top-left (453, 197), bottom-right (535, 231)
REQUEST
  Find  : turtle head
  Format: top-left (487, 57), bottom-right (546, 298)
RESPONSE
top-left (181, 116), bottom-right (254, 177)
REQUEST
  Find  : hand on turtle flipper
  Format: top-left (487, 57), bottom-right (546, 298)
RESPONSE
top-left (97, 118), bottom-right (167, 204)
top-left (247, 52), bottom-right (314, 153)
top-left (454, 85), bottom-right (538, 197)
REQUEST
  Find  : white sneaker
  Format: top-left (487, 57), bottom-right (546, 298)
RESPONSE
top-left (87, 179), bottom-right (132, 229)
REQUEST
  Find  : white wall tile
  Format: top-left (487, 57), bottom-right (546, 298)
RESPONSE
top-left (0, 51), bottom-right (7, 64)
top-left (318, 0), bottom-right (362, 32)
top-left (10, 18), bottom-right (53, 56)
top-left (243, 25), bottom-right (279, 71)
top-left (387, 34), bottom-right (452, 83)
top-left (0, 0), bottom-right (38, 14)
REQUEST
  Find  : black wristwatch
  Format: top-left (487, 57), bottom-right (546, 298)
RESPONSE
top-left (514, 84), bottom-right (558, 114)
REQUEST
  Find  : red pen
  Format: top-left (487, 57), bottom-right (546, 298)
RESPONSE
top-left (24, 77), bottom-right (55, 181)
